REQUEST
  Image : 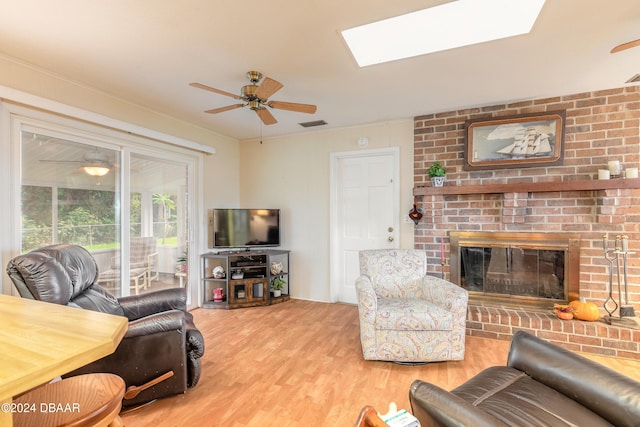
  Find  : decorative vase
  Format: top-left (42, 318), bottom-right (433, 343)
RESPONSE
top-left (431, 176), bottom-right (446, 187)
top-left (270, 261), bottom-right (283, 275)
top-left (213, 288), bottom-right (224, 302)
top-left (272, 289), bottom-right (282, 298)
top-left (213, 266), bottom-right (225, 279)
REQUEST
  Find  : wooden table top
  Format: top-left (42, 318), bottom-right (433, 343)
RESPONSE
top-left (0, 294), bottom-right (128, 402)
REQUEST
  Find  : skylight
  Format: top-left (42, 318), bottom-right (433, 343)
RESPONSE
top-left (341, 0), bottom-right (545, 67)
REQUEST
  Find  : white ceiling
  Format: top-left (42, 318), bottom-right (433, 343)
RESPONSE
top-left (1, 0), bottom-right (639, 141)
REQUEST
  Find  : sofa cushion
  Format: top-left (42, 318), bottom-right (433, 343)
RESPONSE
top-left (452, 366), bottom-right (613, 427)
top-left (375, 298), bottom-right (453, 331)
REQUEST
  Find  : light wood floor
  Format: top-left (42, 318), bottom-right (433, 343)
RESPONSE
top-left (121, 299), bottom-right (640, 427)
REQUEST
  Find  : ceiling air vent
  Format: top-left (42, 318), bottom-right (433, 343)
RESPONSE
top-left (626, 74), bottom-right (640, 83)
top-left (299, 120), bottom-right (328, 128)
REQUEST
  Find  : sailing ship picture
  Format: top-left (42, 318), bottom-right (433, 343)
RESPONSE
top-left (464, 111), bottom-right (565, 170)
top-left (495, 126), bottom-right (553, 158)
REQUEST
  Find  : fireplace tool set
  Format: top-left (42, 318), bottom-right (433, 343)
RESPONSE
top-left (602, 234), bottom-right (636, 323)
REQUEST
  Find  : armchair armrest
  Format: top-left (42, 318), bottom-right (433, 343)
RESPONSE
top-left (355, 275), bottom-right (377, 323)
top-left (119, 288), bottom-right (188, 321)
top-left (125, 309), bottom-right (185, 338)
top-left (146, 252), bottom-right (159, 282)
top-left (355, 275), bottom-right (379, 360)
top-left (410, 380), bottom-right (509, 427)
top-left (421, 276), bottom-right (468, 314)
top-left (147, 252), bottom-right (158, 265)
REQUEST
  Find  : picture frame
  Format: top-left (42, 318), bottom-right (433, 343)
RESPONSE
top-left (463, 110), bottom-right (565, 170)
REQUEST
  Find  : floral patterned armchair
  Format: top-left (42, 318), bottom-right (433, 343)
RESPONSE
top-left (355, 249), bottom-right (468, 362)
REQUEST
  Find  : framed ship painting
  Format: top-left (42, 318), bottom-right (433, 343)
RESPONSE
top-left (463, 111), bottom-right (565, 170)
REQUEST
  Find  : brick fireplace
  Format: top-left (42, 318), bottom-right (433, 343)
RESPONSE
top-left (413, 85), bottom-right (640, 359)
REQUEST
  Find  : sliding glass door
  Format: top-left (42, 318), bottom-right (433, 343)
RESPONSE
top-left (17, 120), bottom-right (195, 299)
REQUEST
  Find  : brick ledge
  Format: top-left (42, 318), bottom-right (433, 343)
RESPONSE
top-left (466, 303), bottom-right (640, 360)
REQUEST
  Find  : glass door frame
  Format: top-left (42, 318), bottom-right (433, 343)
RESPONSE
top-left (1, 103), bottom-right (204, 307)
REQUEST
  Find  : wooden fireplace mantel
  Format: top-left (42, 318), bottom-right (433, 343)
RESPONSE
top-left (414, 177), bottom-right (640, 197)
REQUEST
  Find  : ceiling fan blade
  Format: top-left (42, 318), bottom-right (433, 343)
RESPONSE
top-left (255, 108), bottom-right (278, 125)
top-left (255, 77), bottom-right (283, 100)
top-left (611, 38), bottom-right (640, 53)
top-left (205, 104), bottom-right (244, 114)
top-left (190, 82), bottom-right (241, 100)
top-left (268, 100), bottom-right (317, 114)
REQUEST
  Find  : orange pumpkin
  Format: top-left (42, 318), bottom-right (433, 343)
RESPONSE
top-left (569, 298), bottom-right (600, 321)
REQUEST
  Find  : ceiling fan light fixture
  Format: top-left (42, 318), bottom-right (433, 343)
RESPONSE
top-left (83, 165), bottom-right (110, 176)
top-left (242, 84), bottom-right (259, 99)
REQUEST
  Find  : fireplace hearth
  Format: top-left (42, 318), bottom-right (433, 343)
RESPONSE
top-left (450, 232), bottom-right (581, 309)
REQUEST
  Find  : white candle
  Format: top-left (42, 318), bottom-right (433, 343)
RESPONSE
top-left (608, 160), bottom-right (621, 176)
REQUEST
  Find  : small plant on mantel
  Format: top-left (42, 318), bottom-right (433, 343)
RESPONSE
top-left (428, 161), bottom-right (446, 187)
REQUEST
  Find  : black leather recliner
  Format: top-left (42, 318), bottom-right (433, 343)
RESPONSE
top-left (409, 331), bottom-right (640, 427)
top-left (6, 244), bottom-right (205, 407)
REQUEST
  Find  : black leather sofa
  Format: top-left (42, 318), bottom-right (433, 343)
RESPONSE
top-left (410, 330), bottom-right (640, 427)
top-left (7, 244), bottom-right (205, 407)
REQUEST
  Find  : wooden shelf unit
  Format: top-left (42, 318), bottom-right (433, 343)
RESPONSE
top-left (201, 249), bottom-right (290, 309)
top-left (414, 178), bottom-right (640, 197)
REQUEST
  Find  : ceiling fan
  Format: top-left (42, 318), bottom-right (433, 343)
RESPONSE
top-left (190, 71), bottom-right (317, 125)
top-left (611, 38), bottom-right (640, 53)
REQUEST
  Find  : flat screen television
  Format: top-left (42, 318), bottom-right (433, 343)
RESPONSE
top-left (208, 208), bottom-right (281, 249)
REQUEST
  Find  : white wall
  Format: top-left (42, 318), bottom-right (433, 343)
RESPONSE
top-left (239, 120), bottom-right (415, 302)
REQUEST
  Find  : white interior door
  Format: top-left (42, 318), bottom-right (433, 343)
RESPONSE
top-left (331, 148), bottom-right (399, 304)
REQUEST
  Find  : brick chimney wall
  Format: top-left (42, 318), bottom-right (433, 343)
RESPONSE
top-left (413, 86), bottom-right (640, 358)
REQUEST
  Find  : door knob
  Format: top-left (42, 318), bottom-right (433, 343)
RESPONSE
top-left (388, 236), bottom-right (394, 242)
top-left (388, 227), bottom-right (394, 232)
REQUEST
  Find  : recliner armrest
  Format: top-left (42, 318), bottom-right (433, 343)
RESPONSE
top-left (119, 287), bottom-right (188, 320)
top-left (125, 309), bottom-right (185, 338)
top-left (409, 380), bottom-right (509, 427)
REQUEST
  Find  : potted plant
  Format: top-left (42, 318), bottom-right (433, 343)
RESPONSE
top-left (428, 161), bottom-right (446, 187)
top-left (271, 277), bottom-right (286, 297)
top-left (176, 250), bottom-right (188, 273)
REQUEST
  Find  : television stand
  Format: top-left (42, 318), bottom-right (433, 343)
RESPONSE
top-left (201, 249), bottom-right (290, 309)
